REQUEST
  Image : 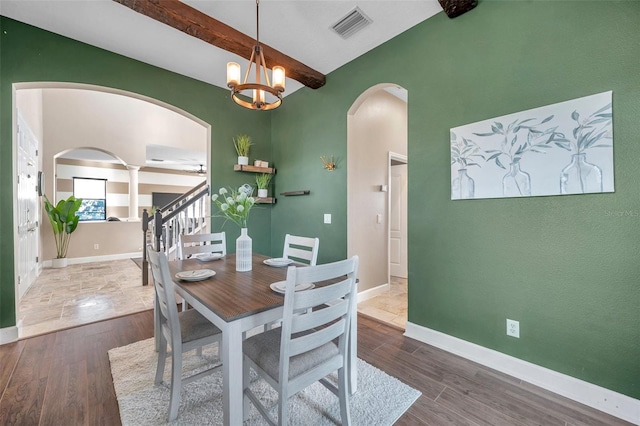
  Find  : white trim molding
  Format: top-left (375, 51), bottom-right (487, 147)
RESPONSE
top-left (0, 325), bottom-right (19, 344)
top-left (42, 252), bottom-right (142, 268)
top-left (357, 282), bottom-right (389, 304)
top-left (405, 322), bottom-right (640, 424)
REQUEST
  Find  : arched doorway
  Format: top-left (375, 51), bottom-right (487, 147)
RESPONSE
top-left (13, 82), bottom-right (210, 338)
top-left (347, 83), bottom-right (408, 329)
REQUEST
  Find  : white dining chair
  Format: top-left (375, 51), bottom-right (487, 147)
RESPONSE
top-left (147, 247), bottom-right (223, 422)
top-left (242, 256), bottom-right (359, 425)
top-left (282, 234), bottom-right (319, 265)
top-left (178, 232), bottom-right (226, 260)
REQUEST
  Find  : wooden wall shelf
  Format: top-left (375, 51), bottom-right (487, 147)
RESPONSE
top-left (234, 165), bottom-right (277, 203)
top-left (234, 164), bottom-right (276, 174)
top-left (255, 197), bottom-right (276, 204)
top-left (280, 190), bottom-right (310, 196)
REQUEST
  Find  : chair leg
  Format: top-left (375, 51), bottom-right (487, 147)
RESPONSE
top-left (278, 389), bottom-right (288, 426)
top-left (243, 357), bottom-right (250, 421)
top-left (338, 366), bottom-right (351, 425)
top-left (168, 346), bottom-right (183, 421)
top-left (154, 335), bottom-right (167, 385)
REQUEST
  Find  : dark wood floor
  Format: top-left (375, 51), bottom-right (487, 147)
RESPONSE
top-left (0, 311), bottom-right (633, 425)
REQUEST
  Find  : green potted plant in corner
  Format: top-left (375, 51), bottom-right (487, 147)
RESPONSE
top-left (233, 134), bottom-right (253, 166)
top-left (255, 173), bottom-right (272, 198)
top-left (43, 195), bottom-right (82, 268)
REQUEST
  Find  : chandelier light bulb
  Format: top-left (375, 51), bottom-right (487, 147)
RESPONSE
top-left (253, 89), bottom-right (265, 106)
top-left (227, 62), bottom-right (241, 87)
top-left (272, 66), bottom-right (285, 92)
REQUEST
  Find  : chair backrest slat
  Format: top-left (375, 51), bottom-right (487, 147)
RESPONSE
top-left (289, 320), bottom-right (345, 357)
top-left (283, 234), bottom-right (319, 265)
top-left (179, 232), bottom-right (226, 259)
top-left (290, 300), bottom-right (349, 335)
top-left (292, 278), bottom-right (351, 311)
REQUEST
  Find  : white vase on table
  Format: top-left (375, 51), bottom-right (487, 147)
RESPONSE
top-left (236, 228), bottom-right (252, 271)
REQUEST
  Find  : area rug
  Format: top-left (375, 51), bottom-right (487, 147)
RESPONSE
top-left (109, 338), bottom-right (420, 425)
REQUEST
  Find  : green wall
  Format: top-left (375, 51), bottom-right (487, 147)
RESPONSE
top-left (272, 2), bottom-right (640, 399)
top-left (2, 1), bottom-right (639, 401)
top-left (0, 17), bottom-right (273, 329)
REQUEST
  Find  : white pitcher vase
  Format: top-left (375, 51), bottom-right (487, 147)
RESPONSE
top-left (236, 228), bottom-right (252, 271)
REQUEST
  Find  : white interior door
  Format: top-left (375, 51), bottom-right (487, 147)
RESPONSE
top-left (16, 113), bottom-right (40, 300)
top-left (390, 163), bottom-right (407, 278)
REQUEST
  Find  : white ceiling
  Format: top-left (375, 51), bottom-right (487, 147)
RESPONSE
top-left (58, 145), bottom-right (207, 172)
top-left (6, 1), bottom-right (434, 169)
top-left (0, 1), bottom-right (443, 96)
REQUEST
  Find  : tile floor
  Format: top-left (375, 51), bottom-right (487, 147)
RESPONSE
top-left (357, 276), bottom-right (407, 329)
top-left (18, 262), bottom-right (407, 338)
top-left (18, 259), bottom-right (154, 339)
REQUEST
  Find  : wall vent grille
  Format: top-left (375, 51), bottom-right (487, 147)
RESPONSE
top-left (331, 7), bottom-right (372, 39)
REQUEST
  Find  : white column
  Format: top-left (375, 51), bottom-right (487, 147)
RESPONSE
top-left (127, 165), bottom-right (140, 221)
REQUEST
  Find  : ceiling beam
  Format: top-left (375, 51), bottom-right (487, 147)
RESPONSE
top-left (113, 0), bottom-right (326, 89)
top-left (437, 0), bottom-right (478, 19)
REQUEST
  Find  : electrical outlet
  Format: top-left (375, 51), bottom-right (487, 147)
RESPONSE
top-left (506, 319), bottom-right (520, 338)
top-left (324, 214), bottom-right (332, 224)
top-left (94, 244), bottom-right (99, 250)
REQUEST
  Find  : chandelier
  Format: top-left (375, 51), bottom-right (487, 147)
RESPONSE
top-left (226, 0), bottom-right (285, 111)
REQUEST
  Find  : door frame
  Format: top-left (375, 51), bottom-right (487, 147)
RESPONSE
top-left (387, 152), bottom-right (408, 285)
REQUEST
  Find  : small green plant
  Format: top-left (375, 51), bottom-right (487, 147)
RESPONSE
top-left (255, 173), bottom-right (272, 189)
top-left (43, 195), bottom-right (82, 259)
top-left (211, 187), bottom-right (255, 228)
top-left (233, 134), bottom-right (253, 157)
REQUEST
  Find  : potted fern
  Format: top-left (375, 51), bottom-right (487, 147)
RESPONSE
top-left (255, 173), bottom-right (272, 198)
top-left (43, 195), bottom-right (82, 268)
top-left (233, 134), bottom-right (253, 166)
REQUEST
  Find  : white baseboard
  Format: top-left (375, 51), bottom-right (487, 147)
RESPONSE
top-left (405, 322), bottom-right (640, 425)
top-left (42, 252), bottom-right (142, 268)
top-left (357, 282), bottom-right (389, 304)
top-left (0, 325), bottom-right (19, 344)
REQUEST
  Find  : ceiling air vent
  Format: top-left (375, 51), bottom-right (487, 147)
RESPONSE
top-left (331, 7), bottom-right (372, 39)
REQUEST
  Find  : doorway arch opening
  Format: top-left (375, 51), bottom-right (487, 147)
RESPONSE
top-left (13, 82), bottom-right (211, 339)
top-left (347, 83), bottom-right (408, 329)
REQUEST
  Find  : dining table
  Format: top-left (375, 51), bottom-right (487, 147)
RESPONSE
top-left (160, 253), bottom-right (358, 426)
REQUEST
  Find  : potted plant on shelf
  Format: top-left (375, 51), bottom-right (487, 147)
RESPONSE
top-left (43, 195), bottom-right (82, 268)
top-left (233, 134), bottom-right (253, 166)
top-left (255, 173), bottom-right (272, 198)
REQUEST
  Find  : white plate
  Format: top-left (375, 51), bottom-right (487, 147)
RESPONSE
top-left (193, 253), bottom-right (223, 262)
top-left (175, 269), bottom-right (216, 281)
top-left (263, 258), bottom-right (294, 267)
top-left (269, 281), bottom-right (315, 294)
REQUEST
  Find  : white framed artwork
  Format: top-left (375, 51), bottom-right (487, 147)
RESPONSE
top-left (450, 91), bottom-right (613, 200)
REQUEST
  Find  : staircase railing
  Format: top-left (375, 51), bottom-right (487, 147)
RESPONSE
top-left (141, 181), bottom-right (209, 285)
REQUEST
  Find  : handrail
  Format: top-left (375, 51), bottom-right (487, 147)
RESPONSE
top-left (161, 186), bottom-right (209, 223)
top-left (149, 180), bottom-right (209, 222)
top-left (141, 182), bottom-right (210, 285)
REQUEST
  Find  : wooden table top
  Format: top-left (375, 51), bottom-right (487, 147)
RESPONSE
top-left (168, 253), bottom-right (289, 322)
